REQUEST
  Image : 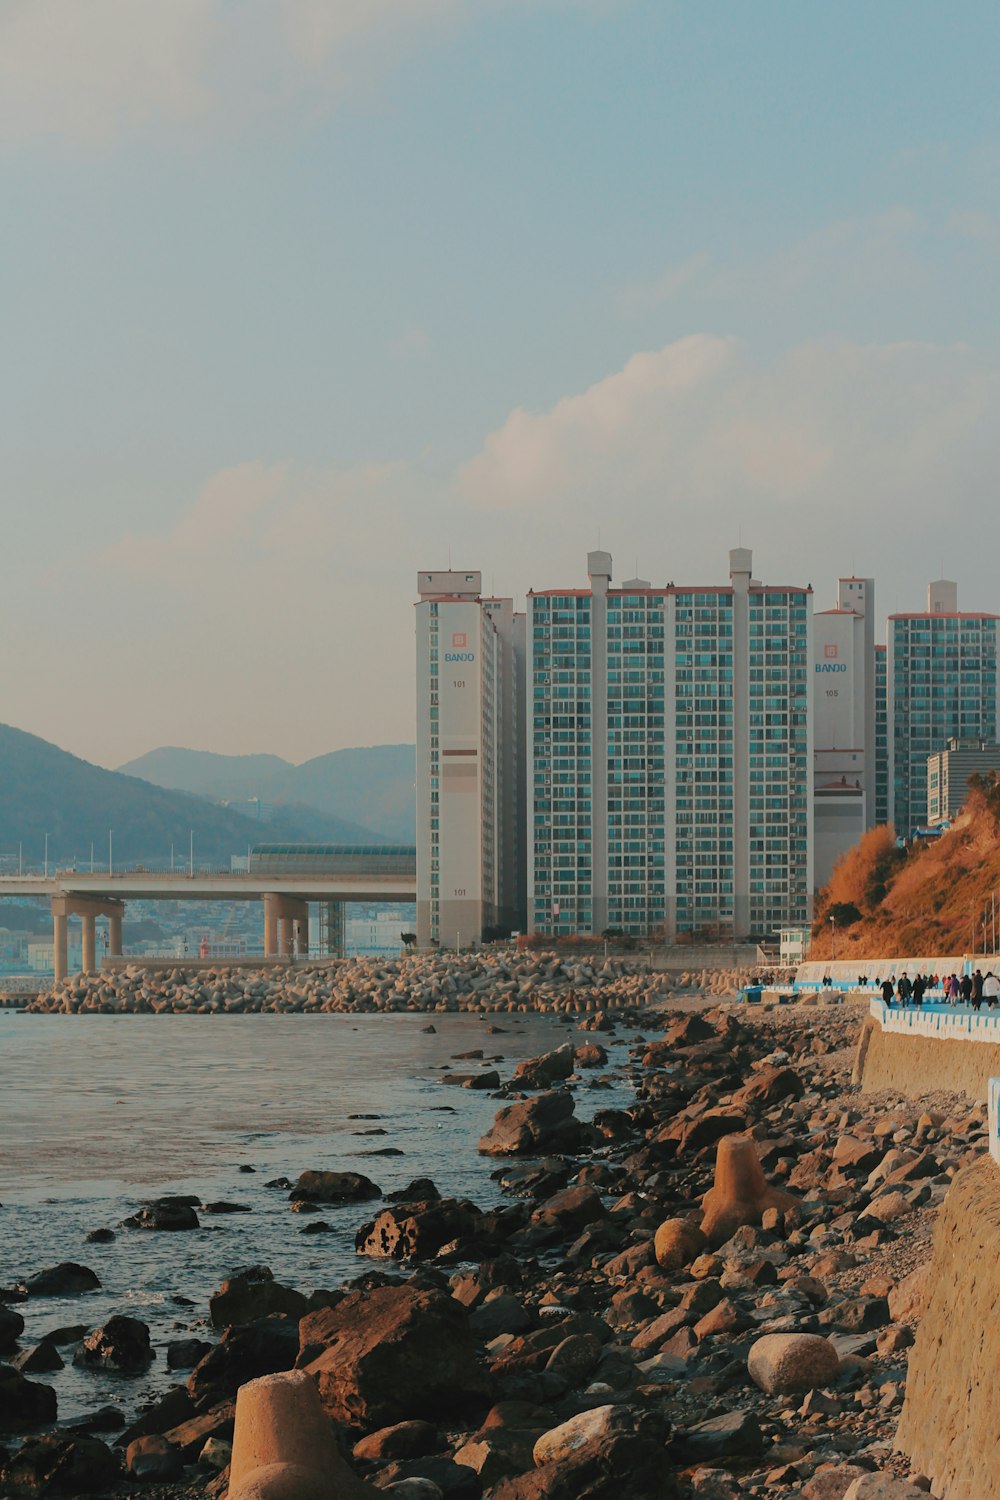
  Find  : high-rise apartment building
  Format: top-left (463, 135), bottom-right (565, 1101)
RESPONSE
top-left (527, 549), bottom-right (813, 941)
top-left (414, 571), bottom-right (525, 948)
top-left (874, 644), bottom-right (888, 827)
top-left (887, 581), bottom-right (1000, 836)
top-left (812, 577), bottom-right (876, 885)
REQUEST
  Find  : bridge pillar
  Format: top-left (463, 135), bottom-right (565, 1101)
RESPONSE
top-left (277, 916), bottom-right (293, 957)
top-left (108, 910), bottom-right (123, 958)
top-left (263, 896), bottom-right (279, 958)
top-left (81, 914), bottom-right (96, 974)
top-left (294, 910), bottom-right (309, 958)
top-left (325, 901), bottom-right (345, 957)
top-left (53, 912), bottom-right (68, 983)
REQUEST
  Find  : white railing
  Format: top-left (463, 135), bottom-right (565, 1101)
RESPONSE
top-left (869, 997), bottom-right (1000, 1043)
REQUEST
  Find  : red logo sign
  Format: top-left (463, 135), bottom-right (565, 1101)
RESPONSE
top-left (824, 644), bottom-right (838, 659)
top-left (451, 632), bottom-right (467, 648)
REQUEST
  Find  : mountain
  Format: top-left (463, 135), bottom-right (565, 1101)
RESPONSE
top-left (118, 743), bottom-right (416, 842)
top-left (0, 724), bottom-right (382, 870)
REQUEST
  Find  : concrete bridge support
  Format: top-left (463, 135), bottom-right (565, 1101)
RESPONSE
top-left (51, 895), bottom-right (126, 982)
top-left (262, 896), bottom-right (310, 960)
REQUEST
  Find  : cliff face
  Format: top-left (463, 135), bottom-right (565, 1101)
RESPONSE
top-left (896, 1156), bottom-right (1000, 1497)
top-left (812, 794), bottom-right (1000, 961)
top-left (858, 1018), bottom-right (1000, 1102)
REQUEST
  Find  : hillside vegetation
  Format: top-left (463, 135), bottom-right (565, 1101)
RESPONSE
top-left (812, 777), bottom-right (1000, 958)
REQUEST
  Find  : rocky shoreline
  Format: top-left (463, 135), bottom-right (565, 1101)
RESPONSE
top-left (23, 952), bottom-right (769, 1016)
top-left (1, 994), bottom-right (977, 1499)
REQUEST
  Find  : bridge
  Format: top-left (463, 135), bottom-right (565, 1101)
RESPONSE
top-left (0, 844), bottom-right (417, 982)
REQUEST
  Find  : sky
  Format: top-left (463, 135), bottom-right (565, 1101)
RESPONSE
top-left (3, 0), bottom-right (1000, 768)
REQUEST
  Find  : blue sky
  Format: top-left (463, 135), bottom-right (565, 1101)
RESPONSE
top-left (3, 0), bottom-right (1000, 765)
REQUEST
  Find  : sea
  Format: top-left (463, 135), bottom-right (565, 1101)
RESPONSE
top-left (0, 1009), bottom-right (634, 1424)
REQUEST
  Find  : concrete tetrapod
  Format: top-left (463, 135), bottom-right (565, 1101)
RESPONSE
top-left (700, 1133), bottom-right (798, 1248)
top-left (227, 1370), bottom-right (378, 1500)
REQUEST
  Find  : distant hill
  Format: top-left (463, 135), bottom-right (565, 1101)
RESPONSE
top-left (119, 743), bottom-right (417, 843)
top-left (812, 779), bottom-right (1000, 959)
top-left (0, 724), bottom-right (383, 870)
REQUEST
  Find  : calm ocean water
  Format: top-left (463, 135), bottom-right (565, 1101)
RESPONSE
top-left (0, 1010), bottom-right (632, 1423)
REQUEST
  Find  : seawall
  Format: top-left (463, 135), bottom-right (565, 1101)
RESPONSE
top-left (856, 1002), bottom-right (1000, 1102)
top-left (896, 1155), bottom-right (1000, 1498)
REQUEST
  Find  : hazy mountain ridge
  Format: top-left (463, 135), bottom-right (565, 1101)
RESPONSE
top-left (0, 724), bottom-right (382, 869)
top-left (118, 743), bottom-right (417, 842)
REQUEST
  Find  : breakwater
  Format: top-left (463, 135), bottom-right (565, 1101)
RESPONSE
top-left (856, 1000), bottom-right (1000, 1102)
top-left (22, 952), bottom-right (763, 1016)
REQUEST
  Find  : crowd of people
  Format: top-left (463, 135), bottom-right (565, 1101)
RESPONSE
top-left (872, 969), bottom-right (1000, 1010)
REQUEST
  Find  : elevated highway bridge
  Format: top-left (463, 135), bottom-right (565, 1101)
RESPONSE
top-left (0, 844), bottom-right (417, 981)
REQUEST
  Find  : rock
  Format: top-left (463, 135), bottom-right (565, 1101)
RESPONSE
top-left (469, 1295), bottom-right (531, 1340)
top-left (0, 1305), bottom-right (25, 1354)
top-left (530, 1186), bottom-right (607, 1235)
top-left (355, 1198), bottom-right (483, 1260)
top-left (11, 1341), bottom-right (64, 1374)
top-left (478, 1091), bottom-right (581, 1157)
top-left (574, 1044), bottom-right (607, 1069)
top-left (300, 1283), bottom-right (492, 1430)
top-left (0, 1433), bottom-right (119, 1493)
top-left (199, 1435), bottom-right (232, 1469)
top-left (125, 1198), bottom-right (200, 1231)
top-left (513, 1044), bottom-right (575, 1089)
top-left (209, 1265), bottom-right (309, 1328)
top-left (126, 1434), bottom-right (183, 1481)
top-left (162, 1404), bottom-right (235, 1463)
top-left (887, 1263), bottom-right (930, 1322)
top-left (801, 1467), bottom-right (871, 1500)
top-left (700, 1134), bottom-right (799, 1248)
top-left (167, 1338), bottom-right (213, 1370)
top-left (690, 1471), bottom-right (741, 1500)
top-left (672, 1409), bottom-right (765, 1462)
top-left (533, 1405), bottom-right (621, 1465)
top-left (22, 1263), bottom-right (100, 1296)
top-left (747, 1333), bottom-right (840, 1395)
top-left (383, 1481), bottom-right (444, 1499)
top-left (189, 1319), bottom-right (298, 1408)
top-left (74, 1316), bottom-right (153, 1373)
top-left (842, 1477), bottom-right (931, 1499)
top-left (654, 1218), bottom-right (707, 1271)
top-left (0, 1365), bottom-right (58, 1429)
top-left (68, 1405), bottom-right (125, 1434)
top-left (374, 1455), bottom-right (479, 1497)
top-left (290, 1170), bottom-right (382, 1205)
top-left (353, 1419), bottom-right (438, 1462)
top-left (731, 1066), bottom-right (804, 1110)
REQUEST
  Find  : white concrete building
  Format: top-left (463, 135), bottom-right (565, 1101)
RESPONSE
top-left (415, 570), bottom-right (525, 948)
top-left (812, 577), bottom-right (876, 886)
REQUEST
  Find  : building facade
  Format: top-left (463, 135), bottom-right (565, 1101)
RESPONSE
top-left (527, 549), bottom-right (813, 942)
top-left (887, 582), bottom-right (1000, 836)
top-left (812, 577), bottom-right (877, 886)
top-left (927, 739), bottom-right (1000, 825)
top-left (874, 643), bottom-right (889, 828)
top-left (415, 571), bottom-right (525, 948)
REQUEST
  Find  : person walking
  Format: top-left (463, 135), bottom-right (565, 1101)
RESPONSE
top-left (912, 974), bottom-right (925, 1007)
top-left (960, 972), bottom-right (973, 1006)
top-left (880, 976), bottom-right (895, 1007)
top-left (897, 972), bottom-right (912, 1006)
top-left (948, 973), bottom-right (962, 1004)
top-left (973, 969), bottom-right (985, 1011)
top-left (985, 972), bottom-right (1000, 1008)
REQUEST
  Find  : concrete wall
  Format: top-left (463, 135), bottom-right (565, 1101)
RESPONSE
top-left (896, 1156), bottom-right (1000, 1499)
top-left (857, 1002), bottom-right (1000, 1101)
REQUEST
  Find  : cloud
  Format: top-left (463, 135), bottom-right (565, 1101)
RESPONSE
top-left (618, 252), bottom-right (711, 315)
top-left (0, 0), bottom-right (590, 146)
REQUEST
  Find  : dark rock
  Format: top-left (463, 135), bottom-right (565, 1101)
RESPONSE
top-left (11, 1341), bottom-right (63, 1375)
top-left (119, 1385), bottom-right (195, 1446)
top-left (162, 1404), bottom-right (235, 1463)
top-left (388, 1179), bottom-right (441, 1204)
top-left (530, 1185), bottom-right (607, 1235)
top-left (238, 1164), bottom-right (256, 1173)
top-left (125, 1433), bottom-right (183, 1481)
top-left (0, 1365), bottom-right (57, 1431)
top-left (166, 1338), bottom-right (213, 1370)
top-left (290, 1169), bottom-right (381, 1205)
top-left (23, 1263), bottom-right (100, 1297)
top-left (201, 1201), bottom-right (252, 1214)
top-left (124, 1199), bottom-right (199, 1232)
top-left (356, 1199), bottom-right (484, 1261)
top-left (672, 1409), bottom-right (765, 1462)
top-left (66, 1406), bottom-right (125, 1433)
top-left (0, 1433), bottom-right (119, 1494)
top-left (479, 1092), bottom-right (580, 1157)
top-left (512, 1044), bottom-right (576, 1090)
top-left (300, 1282), bottom-right (492, 1430)
top-left (730, 1067), bottom-right (804, 1111)
top-left (0, 1305), bottom-right (24, 1353)
top-left (74, 1316), bottom-right (153, 1373)
top-left (353, 1418), bottom-right (438, 1462)
top-left (188, 1317), bottom-right (298, 1408)
top-left (301, 1220), bottom-right (332, 1234)
top-left (374, 1454), bottom-right (480, 1497)
top-left (209, 1265), bottom-right (309, 1329)
top-left (84, 1228), bottom-right (115, 1244)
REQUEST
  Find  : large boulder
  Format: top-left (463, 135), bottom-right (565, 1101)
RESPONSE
top-left (0, 1365), bottom-right (58, 1430)
top-left (299, 1282), bottom-right (491, 1430)
top-left (22, 1263), bottom-right (100, 1297)
top-left (491, 1404), bottom-right (674, 1499)
top-left (530, 1186), bottom-right (607, 1235)
top-left (0, 1304), bottom-right (25, 1353)
top-left (74, 1317), bottom-right (153, 1373)
top-left (355, 1198), bottom-right (484, 1260)
top-left (730, 1066), bottom-right (803, 1111)
top-left (747, 1334), bottom-right (840, 1395)
top-left (0, 1433), bottom-right (119, 1494)
top-left (290, 1170), bottom-right (381, 1206)
top-left (209, 1266), bottom-right (308, 1328)
top-left (479, 1092), bottom-right (581, 1157)
top-left (188, 1318), bottom-right (299, 1408)
top-left (513, 1044), bottom-right (575, 1090)
top-left (653, 1218), bottom-right (707, 1272)
top-left (125, 1198), bottom-right (199, 1231)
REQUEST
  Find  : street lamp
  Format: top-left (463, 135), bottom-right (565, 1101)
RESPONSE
top-left (44, 832), bottom-right (49, 877)
top-left (829, 914), bottom-right (836, 965)
top-left (109, 830), bottom-right (113, 876)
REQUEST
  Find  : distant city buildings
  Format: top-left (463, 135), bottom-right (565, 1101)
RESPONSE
top-left (927, 739), bottom-right (1000, 826)
top-left (415, 558), bottom-right (1000, 947)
